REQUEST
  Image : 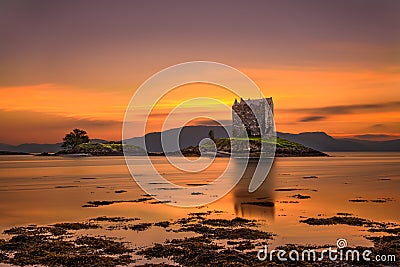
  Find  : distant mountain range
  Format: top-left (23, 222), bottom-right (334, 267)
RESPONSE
top-left (126, 127), bottom-right (400, 152)
top-left (1, 127), bottom-right (399, 153)
top-left (278, 132), bottom-right (400, 152)
top-left (126, 126), bottom-right (231, 153)
top-left (0, 143), bottom-right (64, 153)
top-left (0, 139), bottom-right (107, 153)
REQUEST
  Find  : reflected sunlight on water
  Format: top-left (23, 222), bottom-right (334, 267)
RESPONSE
top-left (0, 153), bottom-right (399, 248)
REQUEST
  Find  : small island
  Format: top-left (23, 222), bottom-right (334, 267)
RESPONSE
top-left (39, 98), bottom-right (327, 157)
top-left (48, 128), bottom-right (327, 157)
top-left (39, 96), bottom-right (329, 158)
top-left (55, 142), bottom-right (146, 156)
top-left (178, 97), bottom-right (328, 157)
top-left (180, 137), bottom-right (328, 157)
top-left (39, 128), bottom-right (146, 156)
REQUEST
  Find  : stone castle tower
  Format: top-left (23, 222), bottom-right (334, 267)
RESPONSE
top-left (232, 97), bottom-right (274, 137)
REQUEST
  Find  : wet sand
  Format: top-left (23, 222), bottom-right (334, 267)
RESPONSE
top-left (0, 153), bottom-right (399, 265)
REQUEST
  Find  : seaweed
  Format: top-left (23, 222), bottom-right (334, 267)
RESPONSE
top-left (2, 211), bottom-right (398, 267)
top-left (90, 216), bottom-right (140, 222)
top-left (0, 226), bottom-right (133, 267)
top-left (336, 212), bottom-right (353, 216)
top-left (290, 194), bottom-right (311, 199)
top-left (300, 216), bottom-right (370, 226)
top-left (4, 225), bottom-right (67, 236)
top-left (149, 200), bottom-right (171, 204)
top-left (52, 222), bottom-right (100, 230)
top-left (241, 201), bottom-right (275, 207)
top-left (83, 197), bottom-right (153, 207)
top-left (202, 217), bottom-right (257, 227)
top-left (129, 223), bottom-right (152, 232)
top-left (75, 236), bottom-right (131, 254)
top-left (154, 221), bottom-right (171, 228)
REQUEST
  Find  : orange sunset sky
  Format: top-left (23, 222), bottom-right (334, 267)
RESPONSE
top-left (1, 0), bottom-right (399, 144)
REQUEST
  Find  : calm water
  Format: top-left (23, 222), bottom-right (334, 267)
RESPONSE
top-left (0, 153), bottom-right (399, 249)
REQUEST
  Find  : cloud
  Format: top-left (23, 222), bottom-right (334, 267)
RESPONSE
top-left (365, 123), bottom-right (400, 132)
top-left (0, 83), bottom-right (127, 121)
top-left (352, 134), bottom-right (400, 141)
top-left (369, 123), bottom-right (386, 129)
top-left (299, 115), bottom-right (327, 122)
top-left (283, 101), bottom-right (400, 115)
top-left (0, 109), bottom-right (121, 144)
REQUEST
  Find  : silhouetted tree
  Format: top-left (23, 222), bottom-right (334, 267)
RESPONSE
top-left (208, 130), bottom-right (215, 141)
top-left (62, 128), bottom-right (89, 149)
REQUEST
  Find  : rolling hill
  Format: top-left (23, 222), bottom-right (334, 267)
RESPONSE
top-left (1, 127), bottom-right (398, 153)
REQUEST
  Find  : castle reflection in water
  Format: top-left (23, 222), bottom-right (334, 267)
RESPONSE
top-left (230, 158), bottom-right (276, 220)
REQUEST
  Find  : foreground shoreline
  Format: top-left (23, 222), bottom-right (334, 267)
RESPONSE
top-left (0, 153), bottom-right (398, 266)
top-left (0, 211), bottom-right (398, 267)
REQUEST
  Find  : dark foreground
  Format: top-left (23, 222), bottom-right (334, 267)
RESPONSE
top-left (0, 211), bottom-right (398, 267)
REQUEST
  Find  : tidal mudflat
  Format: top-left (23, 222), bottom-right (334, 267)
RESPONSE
top-left (0, 153), bottom-right (398, 266)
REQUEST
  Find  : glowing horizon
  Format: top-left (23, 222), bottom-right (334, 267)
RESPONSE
top-left (0, 1), bottom-right (399, 144)
top-left (1, 67), bottom-right (399, 144)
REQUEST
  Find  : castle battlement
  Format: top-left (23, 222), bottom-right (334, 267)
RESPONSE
top-left (232, 97), bottom-right (274, 137)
